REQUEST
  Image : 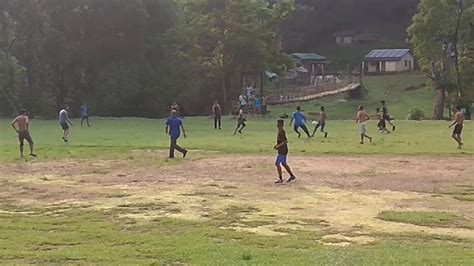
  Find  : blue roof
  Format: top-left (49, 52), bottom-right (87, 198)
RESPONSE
top-left (365, 49), bottom-right (411, 61)
top-left (292, 53), bottom-right (327, 61)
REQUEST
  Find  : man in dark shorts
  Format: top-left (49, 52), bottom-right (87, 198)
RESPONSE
top-left (311, 106), bottom-right (328, 138)
top-left (59, 105), bottom-right (73, 142)
top-left (449, 106), bottom-right (464, 149)
top-left (11, 109), bottom-right (37, 158)
top-left (274, 119), bottom-right (296, 184)
top-left (212, 100), bottom-right (222, 130)
top-left (290, 106), bottom-right (311, 138)
top-left (376, 108), bottom-right (390, 134)
top-left (234, 109), bottom-right (246, 135)
top-left (381, 100), bottom-right (396, 131)
top-left (166, 109), bottom-right (188, 158)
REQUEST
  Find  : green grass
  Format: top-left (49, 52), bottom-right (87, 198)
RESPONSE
top-left (269, 72), bottom-right (433, 120)
top-left (378, 211), bottom-right (460, 227)
top-left (0, 117), bottom-right (472, 162)
top-left (0, 208), bottom-right (473, 265)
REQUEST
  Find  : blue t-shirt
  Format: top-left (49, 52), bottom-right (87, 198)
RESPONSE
top-left (255, 98), bottom-right (262, 108)
top-left (80, 106), bottom-right (88, 117)
top-left (166, 117), bottom-right (182, 139)
top-left (292, 111), bottom-right (305, 126)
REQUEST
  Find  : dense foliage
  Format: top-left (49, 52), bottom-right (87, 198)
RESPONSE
top-left (408, 0), bottom-right (474, 119)
top-left (0, 0), bottom-right (424, 118)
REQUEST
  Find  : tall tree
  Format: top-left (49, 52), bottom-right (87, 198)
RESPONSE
top-left (408, 0), bottom-right (473, 119)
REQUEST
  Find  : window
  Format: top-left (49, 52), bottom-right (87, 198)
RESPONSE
top-left (404, 60), bottom-right (408, 67)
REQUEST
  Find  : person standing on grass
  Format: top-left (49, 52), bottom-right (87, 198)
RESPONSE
top-left (290, 106), bottom-right (311, 138)
top-left (166, 109), bottom-right (188, 159)
top-left (234, 109), bottom-right (247, 135)
top-left (381, 100), bottom-right (396, 131)
top-left (212, 100), bottom-right (222, 130)
top-left (311, 106), bottom-right (328, 138)
top-left (80, 103), bottom-right (91, 127)
top-left (11, 109), bottom-right (37, 159)
top-left (274, 119), bottom-right (296, 184)
top-left (449, 106), bottom-right (464, 149)
top-left (59, 105), bottom-right (73, 143)
top-left (356, 105), bottom-right (373, 145)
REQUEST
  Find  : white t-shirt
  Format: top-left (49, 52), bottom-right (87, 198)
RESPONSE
top-left (239, 95), bottom-right (247, 106)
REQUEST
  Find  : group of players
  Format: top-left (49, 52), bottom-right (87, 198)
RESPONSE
top-left (10, 100), bottom-right (466, 183)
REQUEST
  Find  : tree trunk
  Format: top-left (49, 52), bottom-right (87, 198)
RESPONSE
top-left (433, 87), bottom-right (445, 120)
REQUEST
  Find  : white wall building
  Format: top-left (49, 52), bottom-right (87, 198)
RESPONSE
top-left (364, 49), bottom-right (414, 74)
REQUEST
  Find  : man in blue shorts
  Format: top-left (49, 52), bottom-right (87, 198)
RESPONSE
top-left (274, 119), bottom-right (296, 184)
top-left (290, 106), bottom-right (311, 138)
top-left (166, 109), bottom-right (188, 158)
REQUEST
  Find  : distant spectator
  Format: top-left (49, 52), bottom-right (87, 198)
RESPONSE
top-left (238, 94), bottom-right (247, 113)
top-left (245, 85), bottom-right (254, 98)
top-left (254, 97), bottom-right (262, 115)
top-left (80, 103), bottom-right (91, 127)
top-left (170, 101), bottom-right (180, 115)
top-left (262, 96), bottom-right (268, 115)
top-left (212, 100), bottom-right (222, 130)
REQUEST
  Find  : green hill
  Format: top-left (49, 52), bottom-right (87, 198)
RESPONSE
top-left (268, 72), bottom-right (434, 120)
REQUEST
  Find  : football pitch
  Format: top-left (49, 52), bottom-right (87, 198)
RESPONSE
top-left (0, 117), bottom-right (473, 264)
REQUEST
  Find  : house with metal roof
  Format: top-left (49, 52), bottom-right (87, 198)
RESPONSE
top-left (364, 49), bottom-right (414, 74)
top-left (291, 53), bottom-right (331, 76)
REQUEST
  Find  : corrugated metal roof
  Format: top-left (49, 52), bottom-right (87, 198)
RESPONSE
top-left (292, 53), bottom-right (327, 61)
top-left (365, 49), bottom-right (411, 61)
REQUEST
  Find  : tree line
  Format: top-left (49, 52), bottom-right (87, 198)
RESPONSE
top-left (0, 0), bottom-right (472, 119)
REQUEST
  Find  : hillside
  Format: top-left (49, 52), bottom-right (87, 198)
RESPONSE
top-left (268, 73), bottom-right (434, 120)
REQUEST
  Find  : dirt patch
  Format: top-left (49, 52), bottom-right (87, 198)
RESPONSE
top-left (1, 155), bottom-right (473, 244)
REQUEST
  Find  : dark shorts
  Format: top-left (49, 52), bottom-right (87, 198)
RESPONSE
top-left (383, 115), bottom-right (391, 121)
top-left (81, 116), bottom-right (88, 119)
top-left (60, 123), bottom-right (69, 130)
top-left (453, 124), bottom-right (463, 135)
top-left (18, 131), bottom-right (33, 145)
top-left (315, 122), bottom-right (326, 131)
top-left (378, 119), bottom-right (386, 129)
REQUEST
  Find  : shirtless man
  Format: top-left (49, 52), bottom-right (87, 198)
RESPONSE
top-left (356, 105), bottom-right (373, 144)
top-left (449, 106), bottom-right (464, 149)
top-left (11, 109), bottom-right (37, 158)
top-left (311, 106), bottom-right (328, 138)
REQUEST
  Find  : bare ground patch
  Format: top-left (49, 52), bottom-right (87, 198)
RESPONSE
top-left (1, 154), bottom-right (473, 244)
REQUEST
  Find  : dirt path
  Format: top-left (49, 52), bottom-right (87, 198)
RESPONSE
top-left (1, 155), bottom-right (473, 245)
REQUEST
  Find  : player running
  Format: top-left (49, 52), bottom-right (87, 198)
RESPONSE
top-left (376, 108), bottom-right (390, 134)
top-left (59, 105), bottom-right (73, 143)
top-left (381, 100), bottom-right (396, 131)
top-left (290, 106), bottom-right (311, 138)
top-left (234, 109), bottom-right (246, 135)
top-left (274, 119), bottom-right (297, 184)
top-left (11, 109), bottom-right (37, 159)
top-left (356, 105), bottom-right (373, 144)
top-left (449, 106), bottom-right (464, 149)
top-left (311, 106), bottom-right (328, 138)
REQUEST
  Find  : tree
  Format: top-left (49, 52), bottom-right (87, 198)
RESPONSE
top-left (169, 0), bottom-right (294, 112)
top-left (408, 0), bottom-right (473, 119)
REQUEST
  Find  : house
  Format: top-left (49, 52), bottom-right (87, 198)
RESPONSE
top-left (291, 53), bottom-right (330, 75)
top-left (364, 49), bottom-right (414, 74)
top-left (334, 31), bottom-right (378, 46)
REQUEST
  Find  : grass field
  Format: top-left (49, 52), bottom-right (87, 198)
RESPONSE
top-left (1, 73), bottom-right (473, 265)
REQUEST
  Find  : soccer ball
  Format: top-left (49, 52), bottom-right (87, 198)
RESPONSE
top-left (312, 121), bottom-right (318, 126)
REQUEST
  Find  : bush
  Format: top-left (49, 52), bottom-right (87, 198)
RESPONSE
top-left (407, 108), bottom-right (425, 120)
